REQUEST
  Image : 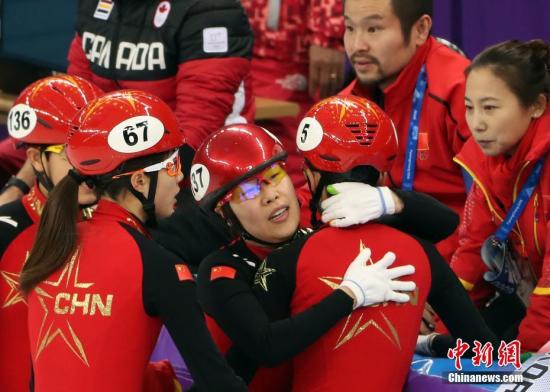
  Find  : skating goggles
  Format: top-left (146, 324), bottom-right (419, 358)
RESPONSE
top-left (43, 144), bottom-right (65, 154)
top-left (113, 149), bottom-right (181, 179)
top-left (219, 163), bottom-right (287, 206)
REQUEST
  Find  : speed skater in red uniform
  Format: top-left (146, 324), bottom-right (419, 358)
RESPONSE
top-left (250, 96), bottom-right (497, 391)
top-left (19, 90), bottom-right (246, 392)
top-left (0, 75), bottom-right (101, 392)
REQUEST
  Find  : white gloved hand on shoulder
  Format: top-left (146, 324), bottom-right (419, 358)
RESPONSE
top-left (321, 182), bottom-right (396, 228)
top-left (338, 247), bottom-right (416, 309)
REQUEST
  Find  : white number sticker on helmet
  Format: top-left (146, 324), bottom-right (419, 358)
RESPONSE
top-left (7, 104), bottom-right (37, 139)
top-left (108, 116), bottom-right (164, 153)
top-left (296, 117), bottom-right (323, 152)
top-left (190, 163), bottom-right (210, 201)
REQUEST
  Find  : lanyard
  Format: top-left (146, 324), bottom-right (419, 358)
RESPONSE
top-left (494, 157), bottom-right (545, 241)
top-left (402, 64), bottom-right (428, 191)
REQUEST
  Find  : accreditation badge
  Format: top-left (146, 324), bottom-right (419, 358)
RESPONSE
top-left (481, 235), bottom-right (537, 307)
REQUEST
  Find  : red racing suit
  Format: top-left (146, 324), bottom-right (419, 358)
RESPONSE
top-left (0, 186), bottom-right (45, 392)
top-left (27, 200), bottom-right (246, 392)
top-left (241, 0), bottom-right (345, 186)
top-left (340, 36), bottom-right (472, 263)
top-left (452, 111), bottom-right (550, 352)
top-left (67, 0), bottom-right (255, 150)
top-left (257, 224), bottom-right (431, 391)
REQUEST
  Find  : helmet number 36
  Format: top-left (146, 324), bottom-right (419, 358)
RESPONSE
top-left (7, 104), bottom-right (37, 139)
top-left (108, 115), bottom-right (164, 153)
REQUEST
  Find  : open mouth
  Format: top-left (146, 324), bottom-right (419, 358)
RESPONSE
top-left (269, 206), bottom-right (289, 222)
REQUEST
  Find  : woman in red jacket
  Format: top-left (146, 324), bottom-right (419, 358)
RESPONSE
top-left (0, 75), bottom-right (101, 392)
top-left (19, 90), bottom-right (246, 392)
top-left (451, 39), bottom-right (550, 352)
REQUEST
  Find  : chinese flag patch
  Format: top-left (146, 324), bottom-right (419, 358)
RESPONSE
top-left (175, 264), bottom-right (193, 281)
top-left (210, 266), bottom-right (237, 281)
top-left (418, 132), bottom-right (430, 151)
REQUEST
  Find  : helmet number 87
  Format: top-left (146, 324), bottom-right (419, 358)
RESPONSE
top-left (192, 166), bottom-right (204, 194)
top-left (123, 121), bottom-right (149, 146)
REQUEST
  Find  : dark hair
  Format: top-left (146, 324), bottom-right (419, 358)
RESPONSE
top-left (320, 165), bottom-right (380, 188)
top-left (466, 39), bottom-right (550, 107)
top-left (391, 0), bottom-right (433, 43)
top-left (19, 151), bottom-right (170, 293)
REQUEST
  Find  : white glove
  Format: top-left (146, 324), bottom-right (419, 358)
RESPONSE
top-left (321, 183), bottom-right (396, 228)
top-left (415, 333), bottom-right (439, 356)
top-left (339, 247), bottom-right (416, 309)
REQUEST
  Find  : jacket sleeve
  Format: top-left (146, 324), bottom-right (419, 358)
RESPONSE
top-left (135, 235), bottom-right (246, 391)
top-left (197, 242), bottom-right (353, 368)
top-left (176, 0), bottom-right (254, 149)
top-left (517, 222), bottom-right (550, 352)
top-left (377, 188), bottom-right (459, 243)
top-left (450, 184), bottom-right (497, 290)
top-left (446, 76), bottom-right (471, 155)
top-left (66, 34), bottom-right (93, 80)
top-left (307, 0), bottom-right (345, 49)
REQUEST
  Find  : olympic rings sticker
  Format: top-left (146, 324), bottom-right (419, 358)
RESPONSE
top-left (296, 117), bottom-right (323, 152)
top-left (7, 104), bottom-right (37, 139)
top-left (108, 116), bottom-right (164, 153)
top-left (190, 163), bottom-right (210, 201)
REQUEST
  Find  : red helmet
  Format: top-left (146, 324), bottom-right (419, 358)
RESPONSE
top-left (67, 90), bottom-right (184, 176)
top-left (191, 124), bottom-right (287, 210)
top-left (7, 75), bottom-right (102, 145)
top-left (297, 95), bottom-right (398, 173)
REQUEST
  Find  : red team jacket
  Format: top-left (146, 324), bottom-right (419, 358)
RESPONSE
top-left (340, 36), bottom-right (472, 262)
top-left (67, 0), bottom-right (255, 150)
top-left (27, 200), bottom-right (247, 392)
top-left (0, 186), bottom-right (45, 392)
top-left (260, 224), bottom-right (431, 391)
top-left (452, 111), bottom-right (550, 352)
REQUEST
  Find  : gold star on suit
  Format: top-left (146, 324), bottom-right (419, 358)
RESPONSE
top-left (1, 270), bottom-right (26, 308)
top-left (34, 248), bottom-right (93, 366)
top-left (318, 241), bottom-right (403, 350)
top-left (254, 259), bottom-right (276, 292)
top-left (1, 251), bottom-right (29, 308)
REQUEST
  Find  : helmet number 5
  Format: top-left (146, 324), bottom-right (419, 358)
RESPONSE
top-left (300, 123), bottom-right (310, 143)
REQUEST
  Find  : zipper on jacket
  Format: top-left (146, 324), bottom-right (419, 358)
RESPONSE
top-left (453, 157), bottom-right (523, 241)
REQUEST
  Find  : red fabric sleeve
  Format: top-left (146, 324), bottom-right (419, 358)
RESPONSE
top-left (450, 184), bottom-right (497, 289)
top-left (517, 222), bottom-right (550, 352)
top-left (307, 0), bottom-right (345, 50)
top-left (176, 57), bottom-right (253, 150)
top-left (66, 34), bottom-right (93, 80)
top-left (447, 80), bottom-right (472, 155)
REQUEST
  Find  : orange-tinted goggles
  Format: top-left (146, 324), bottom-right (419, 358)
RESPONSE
top-left (113, 150), bottom-right (181, 179)
top-left (219, 163), bottom-right (287, 206)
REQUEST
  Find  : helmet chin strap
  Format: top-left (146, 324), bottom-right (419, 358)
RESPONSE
top-left (220, 203), bottom-right (298, 248)
top-left (35, 152), bottom-right (55, 193)
top-left (127, 172), bottom-right (159, 227)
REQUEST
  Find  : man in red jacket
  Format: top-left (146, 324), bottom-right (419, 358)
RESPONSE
top-left (340, 0), bottom-right (471, 263)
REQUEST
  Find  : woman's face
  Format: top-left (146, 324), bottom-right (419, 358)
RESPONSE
top-left (465, 67), bottom-right (539, 157)
top-left (153, 154), bottom-right (184, 219)
top-left (228, 166), bottom-right (301, 244)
